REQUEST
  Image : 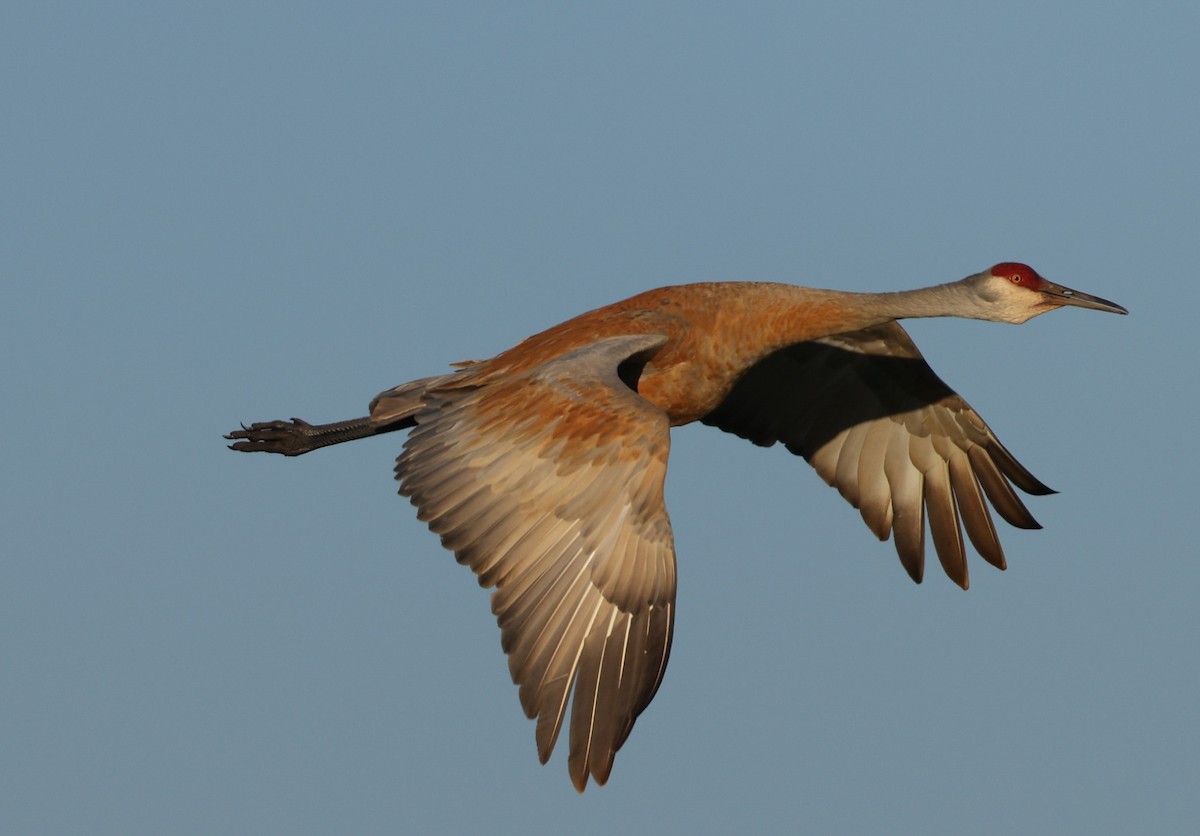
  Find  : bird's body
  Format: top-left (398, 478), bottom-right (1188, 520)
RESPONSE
top-left (227, 263), bottom-right (1125, 791)
top-left (476, 282), bottom-right (850, 422)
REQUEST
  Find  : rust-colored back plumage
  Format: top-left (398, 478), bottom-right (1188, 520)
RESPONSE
top-left (227, 266), bottom-right (1125, 790)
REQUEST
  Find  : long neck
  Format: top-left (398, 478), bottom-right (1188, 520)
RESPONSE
top-left (856, 280), bottom-right (995, 321)
top-left (759, 280), bottom-right (986, 348)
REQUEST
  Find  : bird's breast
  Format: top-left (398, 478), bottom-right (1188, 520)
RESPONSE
top-left (636, 358), bottom-right (739, 426)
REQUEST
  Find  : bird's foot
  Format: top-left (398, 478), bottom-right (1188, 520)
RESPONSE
top-left (225, 418), bottom-right (320, 456)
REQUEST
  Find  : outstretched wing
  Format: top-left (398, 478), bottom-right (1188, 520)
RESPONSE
top-left (702, 322), bottom-right (1053, 589)
top-left (396, 334), bottom-right (676, 791)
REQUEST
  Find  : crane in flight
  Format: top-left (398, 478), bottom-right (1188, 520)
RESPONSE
top-left (227, 262), bottom-right (1126, 791)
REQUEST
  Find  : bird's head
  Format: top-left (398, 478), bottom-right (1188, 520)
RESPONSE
top-left (965, 262), bottom-right (1128, 323)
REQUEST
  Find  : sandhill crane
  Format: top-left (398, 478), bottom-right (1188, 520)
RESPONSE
top-left (227, 262), bottom-right (1126, 791)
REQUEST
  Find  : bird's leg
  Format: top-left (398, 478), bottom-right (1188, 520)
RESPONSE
top-left (225, 415), bottom-right (394, 456)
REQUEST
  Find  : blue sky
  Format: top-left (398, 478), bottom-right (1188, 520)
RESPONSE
top-left (2, 2), bottom-right (1196, 833)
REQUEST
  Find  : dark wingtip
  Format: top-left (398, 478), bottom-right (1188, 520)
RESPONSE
top-left (903, 561), bottom-right (924, 585)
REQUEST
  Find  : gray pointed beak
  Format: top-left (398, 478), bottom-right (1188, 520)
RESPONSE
top-left (1041, 280), bottom-right (1128, 315)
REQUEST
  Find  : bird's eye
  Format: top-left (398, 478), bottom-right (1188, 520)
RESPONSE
top-left (1011, 275), bottom-right (1022, 284)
